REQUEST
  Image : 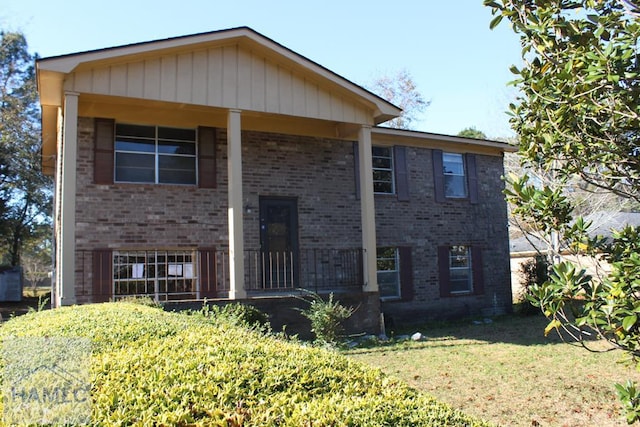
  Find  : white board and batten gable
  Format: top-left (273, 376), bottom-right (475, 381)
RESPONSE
top-left (37, 27), bottom-right (401, 171)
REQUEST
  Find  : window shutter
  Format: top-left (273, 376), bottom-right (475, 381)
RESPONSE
top-left (472, 246), bottom-right (484, 295)
top-left (432, 149), bottom-right (445, 203)
top-left (94, 118), bottom-right (115, 185)
top-left (353, 142), bottom-right (360, 200)
top-left (398, 246), bottom-right (414, 301)
top-left (394, 146), bottom-right (410, 201)
top-left (198, 127), bottom-right (217, 188)
top-left (92, 249), bottom-right (112, 303)
top-left (438, 246), bottom-right (451, 297)
top-left (199, 247), bottom-right (217, 298)
top-left (466, 154), bottom-right (479, 204)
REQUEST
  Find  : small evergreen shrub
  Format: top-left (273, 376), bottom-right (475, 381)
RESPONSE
top-left (200, 302), bottom-right (270, 329)
top-left (298, 292), bottom-right (354, 345)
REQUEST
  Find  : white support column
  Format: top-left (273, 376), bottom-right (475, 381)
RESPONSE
top-left (58, 92), bottom-right (79, 306)
top-left (358, 125), bottom-right (378, 292)
top-left (227, 109), bottom-right (247, 299)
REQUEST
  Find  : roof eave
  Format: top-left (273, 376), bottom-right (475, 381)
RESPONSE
top-left (372, 127), bottom-right (518, 152)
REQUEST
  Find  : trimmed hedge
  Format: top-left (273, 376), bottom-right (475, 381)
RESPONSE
top-left (0, 303), bottom-right (490, 426)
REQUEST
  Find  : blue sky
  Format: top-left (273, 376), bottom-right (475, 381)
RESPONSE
top-left (2, 1), bottom-right (522, 139)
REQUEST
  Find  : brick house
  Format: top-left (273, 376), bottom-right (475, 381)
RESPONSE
top-left (37, 27), bottom-right (514, 331)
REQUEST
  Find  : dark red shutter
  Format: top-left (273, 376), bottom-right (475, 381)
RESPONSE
top-left (353, 142), bottom-right (360, 200)
top-left (398, 246), bottom-right (413, 301)
top-left (466, 154), bottom-right (479, 204)
top-left (92, 249), bottom-right (112, 303)
top-left (94, 118), bottom-right (115, 185)
top-left (394, 146), bottom-right (410, 202)
top-left (199, 248), bottom-right (217, 298)
top-left (198, 127), bottom-right (217, 188)
top-left (432, 149), bottom-right (445, 203)
top-left (438, 246), bottom-right (451, 297)
top-left (472, 246), bottom-right (484, 295)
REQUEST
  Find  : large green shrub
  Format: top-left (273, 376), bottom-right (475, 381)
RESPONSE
top-left (0, 302), bottom-right (489, 426)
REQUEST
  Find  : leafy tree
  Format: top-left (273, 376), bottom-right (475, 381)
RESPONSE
top-left (367, 69), bottom-right (429, 130)
top-left (457, 127), bottom-right (487, 139)
top-left (20, 224), bottom-right (51, 294)
top-left (486, 0), bottom-right (640, 422)
top-left (0, 31), bottom-right (52, 266)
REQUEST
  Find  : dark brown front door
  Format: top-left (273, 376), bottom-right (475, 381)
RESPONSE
top-left (259, 197), bottom-right (299, 288)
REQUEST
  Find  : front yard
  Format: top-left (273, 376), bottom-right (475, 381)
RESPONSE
top-left (347, 314), bottom-right (640, 426)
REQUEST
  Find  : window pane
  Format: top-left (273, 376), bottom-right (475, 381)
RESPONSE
top-left (443, 153), bottom-right (464, 175)
top-left (115, 137), bottom-right (155, 153)
top-left (116, 124), bottom-right (155, 139)
top-left (450, 269), bottom-right (471, 292)
top-left (158, 141), bottom-right (196, 155)
top-left (371, 146), bottom-right (394, 194)
top-left (372, 157), bottom-right (392, 169)
top-left (450, 246), bottom-right (470, 268)
top-left (115, 153), bottom-right (155, 183)
top-left (445, 175), bottom-right (467, 198)
top-left (113, 250), bottom-right (197, 300)
top-left (376, 248), bottom-right (397, 271)
top-left (372, 146), bottom-right (391, 157)
top-left (377, 247), bottom-right (399, 298)
top-left (449, 246), bottom-right (472, 293)
top-left (158, 127), bottom-right (196, 142)
top-left (158, 155), bottom-right (196, 184)
top-left (374, 181), bottom-right (393, 193)
top-left (378, 271), bottom-right (400, 298)
top-left (373, 170), bottom-right (393, 182)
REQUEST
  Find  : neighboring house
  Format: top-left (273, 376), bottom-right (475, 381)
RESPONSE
top-left (510, 211), bottom-right (640, 299)
top-left (37, 27), bottom-right (515, 330)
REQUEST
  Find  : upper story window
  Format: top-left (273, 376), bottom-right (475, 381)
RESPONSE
top-left (432, 150), bottom-right (478, 204)
top-left (372, 146), bottom-right (395, 194)
top-left (115, 124), bottom-right (197, 185)
top-left (442, 152), bottom-right (467, 198)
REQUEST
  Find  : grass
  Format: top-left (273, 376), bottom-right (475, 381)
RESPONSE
top-left (346, 314), bottom-right (640, 427)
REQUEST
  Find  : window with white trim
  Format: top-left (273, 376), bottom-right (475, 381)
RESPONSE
top-left (115, 124), bottom-right (197, 185)
top-left (377, 247), bottom-right (400, 298)
top-left (372, 146), bottom-right (395, 194)
top-left (443, 152), bottom-right (467, 198)
top-left (449, 245), bottom-right (472, 293)
top-left (113, 250), bottom-right (198, 301)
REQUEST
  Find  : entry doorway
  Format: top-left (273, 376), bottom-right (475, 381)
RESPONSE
top-left (259, 197), bottom-right (299, 288)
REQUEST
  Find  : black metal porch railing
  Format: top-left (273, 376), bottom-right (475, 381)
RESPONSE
top-left (244, 248), bottom-right (364, 293)
top-left (78, 248), bottom-right (364, 302)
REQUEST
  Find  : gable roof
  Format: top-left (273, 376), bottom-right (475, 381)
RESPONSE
top-left (37, 26), bottom-right (401, 124)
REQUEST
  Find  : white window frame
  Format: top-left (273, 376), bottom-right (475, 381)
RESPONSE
top-left (443, 152), bottom-right (467, 198)
top-left (113, 249), bottom-right (199, 301)
top-left (377, 247), bottom-right (400, 299)
top-left (372, 146), bottom-right (395, 194)
top-left (114, 124), bottom-right (198, 185)
top-left (449, 245), bottom-right (472, 294)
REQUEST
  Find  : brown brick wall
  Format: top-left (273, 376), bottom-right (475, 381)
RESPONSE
top-left (377, 147), bottom-right (512, 324)
top-left (73, 117), bottom-right (511, 325)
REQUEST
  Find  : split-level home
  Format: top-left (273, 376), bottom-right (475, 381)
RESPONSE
top-left (36, 27), bottom-right (515, 332)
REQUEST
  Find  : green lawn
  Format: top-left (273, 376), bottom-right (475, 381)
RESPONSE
top-left (346, 314), bottom-right (640, 427)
